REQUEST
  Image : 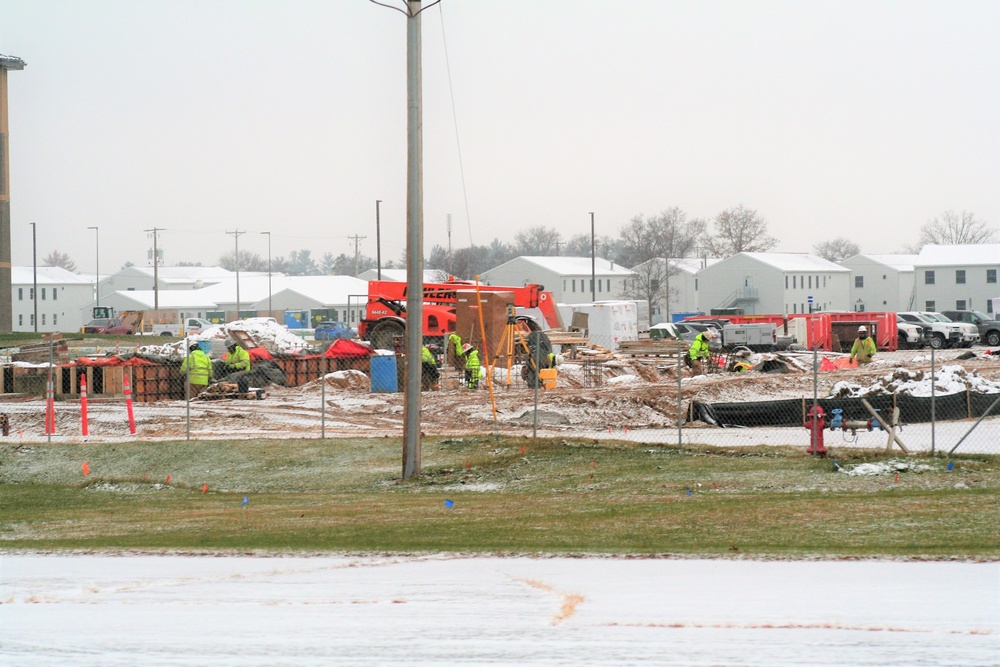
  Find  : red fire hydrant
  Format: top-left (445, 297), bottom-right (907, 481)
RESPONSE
top-left (804, 405), bottom-right (827, 456)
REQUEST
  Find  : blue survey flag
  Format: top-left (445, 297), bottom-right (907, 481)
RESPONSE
top-left (444, 499), bottom-right (454, 508)
top-left (241, 495), bottom-right (249, 506)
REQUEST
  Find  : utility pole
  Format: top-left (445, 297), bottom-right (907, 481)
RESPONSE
top-left (144, 227), bottom-right (163, 311)
top-left (375, 200), bottom-right (382, 280)
top-left (260, 231), bottom-right (272, 315)
top-left (348, 234), bottom-right (367, 277)
top-left (374, 0), bottom-right (428, 479)
top-left (30, 222), bottom-right (37, 332)
top-left (88, 226), bottom-right (99, 309)
top-left (446, 213), bottom-right (452, 275)
top-left (554, 239), bottom-right (562, 256)
top-left (589, 212), bottom-right (596, 301)
top-left (226, 229), bottom-right (245, 318)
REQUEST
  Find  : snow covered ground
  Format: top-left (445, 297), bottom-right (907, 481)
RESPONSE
top-left (2, 555), bottom-right (996, 666)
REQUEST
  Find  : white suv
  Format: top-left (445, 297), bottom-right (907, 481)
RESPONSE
top-left (897, 312), bottom-right (962, 349)
top-left (923, 312), bottom-right (979, 348)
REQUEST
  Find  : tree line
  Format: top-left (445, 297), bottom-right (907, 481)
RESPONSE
top-left (41, 208), bottom-right (994, 277)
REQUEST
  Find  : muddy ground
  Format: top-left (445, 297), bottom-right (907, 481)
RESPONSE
top-left (5, 345), bottom-right (999, 444)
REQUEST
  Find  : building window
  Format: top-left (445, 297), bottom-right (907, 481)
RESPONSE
top-left (563, 280), bottom-right (567, 292)
top-left (29, 288), bottom-right (34, 299)
top-left (571, 280), bottom-right (575, 293)
top-left (925, 301), bottom-right (935, 311)
top-left (784, 276), bottom-right (788, 289)
top-left (823, 276), bottom-right (827, 287)
top-left (607, 279), bottom-right (611, 292)
top-left (53, 289), bottom-right (58, 301)
top-left (793, 303), bottom-right (797, 314)
top-left (17, 288), bottom-right (22, 301)
top-left (989, 301), bottom-right (995, 314)
top-left (957, 300), bottom-right (966, 310)
top-left (792, 276), bottom-right (797, 289)
top-left (30, 314), bottom-right (34, 326)
top-left (18, 314), bottom-right (23, 326)
top-left (988, 269), bottom-right (997, 283)
top-left (808, 276), bottom-right (812, 289)
top-left (855, 276), bottom-right (864, 288)
top-left (695, 278), bottom-right (698, 291)
top-left (54, 314), bottom-right (58, 325)
top-left (42, 314), bottom-right (46, 325)
top-left (925, 270), bottom-right (935, 285)
top-left (883, 274), bottom-right (887, 280)
top-left (956, 270), bottom-right (966, 284)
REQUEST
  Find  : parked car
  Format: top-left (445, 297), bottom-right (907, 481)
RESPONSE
top-left (940, 310), bottom-right (1000, 347)
top-left (897, 312), bottom-right (962, 349)
top-left (314, 321), bottom-right (357, 341)
top-left (81, 318), bottom-right (136, 335)
top-left (896, 316), bottom-right (930, 349)
top-left (648, 322), bottom-right (719, 343)
top-left (922, 312), bottom-right (979, 348)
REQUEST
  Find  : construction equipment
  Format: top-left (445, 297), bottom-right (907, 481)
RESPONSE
top-left (358, 279), bottom-right (561, 350)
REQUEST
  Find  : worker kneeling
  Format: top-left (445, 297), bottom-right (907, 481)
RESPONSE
top-left (688, 329), bottom-right (716, 376)
top-left (850, 326), bottom-right (876, 365)
top-left (462, 343), bottom-right (481, 389)
top-left (421, 345), bottom-right (440, 391)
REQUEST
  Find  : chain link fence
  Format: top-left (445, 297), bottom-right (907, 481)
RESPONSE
top-left (2, 329), bottom-right (998, 457)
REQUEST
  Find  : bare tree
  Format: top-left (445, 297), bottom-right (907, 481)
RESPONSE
top-left (43, 250), bottom-right (77, 272)
top-left (917, 210), bottom-right (995, 249)
top-left (563, 233), bottom-right (621, 260)
top-left (514, 226), bottom-right (562, 255)
top-left (617, 207), bottom-right (707, 268)
top-left (219, 250), bottom-right (266, 272)
top-left (813, 238), bottom-right (860, 263)
top-left (703, 205), bottom-right (777, 256)
top-left (621, 259), bottom-right (672, 324)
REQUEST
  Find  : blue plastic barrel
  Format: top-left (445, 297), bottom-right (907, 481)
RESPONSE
top-left (370, 355), bottom-right (398, 393)
top-left (197, 341), bottom-right (211, 354)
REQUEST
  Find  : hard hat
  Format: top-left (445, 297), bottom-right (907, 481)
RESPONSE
top-left (705, 329), bottom-right (717, 339)
top-left (462, 343), bottom-right (473, 353)
top-left (858, 326), bottom-right (868, 333)
top-left (226, 339), bottom-right (237, 349)
top-left (188, 342), bottom-right (200, 351)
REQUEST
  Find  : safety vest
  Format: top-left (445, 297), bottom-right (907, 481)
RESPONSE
top-left (448, 333), bottom-right (462, 359)
top-left (689, 333), bottom-right (711, 360)
top-left (225, 345), bottom-right (251, 372)
top-left (465, 349), bottom-right (480, 372)
top-left (422, 346), bottom-right (436, 365)
top-left (181, 349), bottom-right (213, 385)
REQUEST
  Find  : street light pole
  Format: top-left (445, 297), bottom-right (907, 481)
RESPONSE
top-left (260, 231), bottom-right (272, 315)
top-left (376, 199), bottom-right (382, 281)
top-left (30, 222), bottom-right (37, 332)
top-left (88, 226), bottom-right (99, 309)
top-left (589, 211), bottom-right (596, 302)
top-left (226, 229), bottom-right (245, 319)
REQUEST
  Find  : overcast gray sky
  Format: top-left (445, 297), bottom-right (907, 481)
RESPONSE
top-left (3, 0), bottom-right (998, 274)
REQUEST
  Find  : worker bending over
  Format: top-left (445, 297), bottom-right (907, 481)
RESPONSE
top-left (223, 339), bottom-right (252, 373)
top-left (850, 326), bottom-right (876, 364)
top-left (462, 343), bottom-right (481, 389)
top-left (421, 345), bottom-right (440, 390)
top-left (688, 329), bottom-right (717, 376)
top-left (447, 331), bottom-right (464, 371)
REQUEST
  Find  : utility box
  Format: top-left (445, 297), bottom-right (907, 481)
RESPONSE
top-left (722, 323), bottom-right (777, 351)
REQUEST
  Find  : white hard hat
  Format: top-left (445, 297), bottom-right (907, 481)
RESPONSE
top-left (858, 325), bottom-right (868, 333)
top-left (462, 343), bottom-right (473, 353)
top-left (705, 329), bottom-right (717, 339)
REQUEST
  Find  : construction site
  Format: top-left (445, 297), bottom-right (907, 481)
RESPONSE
top-left (2, 287), bottom-right (999, 455)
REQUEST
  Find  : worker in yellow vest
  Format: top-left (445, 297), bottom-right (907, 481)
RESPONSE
top-left (462, 343), bottom-right (481, 389)
top-left (180, 341), bottom-right (213, 397)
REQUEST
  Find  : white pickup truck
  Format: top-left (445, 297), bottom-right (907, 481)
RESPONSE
top-left (141, 318), bottom-right (214, 337)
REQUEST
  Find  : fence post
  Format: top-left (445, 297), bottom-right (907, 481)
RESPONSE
top-left (676, 336), bottom-right (683, 447)
top-left (930, 345), bottom-right (936, 455)
top-left (321, 350), bottom-right (327, 439)
top-left (80, 374), bottom-right (89, 436)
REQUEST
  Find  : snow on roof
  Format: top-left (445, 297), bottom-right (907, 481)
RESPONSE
top-left (105, 290), bottom-right (219, 310)
top-left (916, 244), bottom-right (1000, 267)
top-left (357, 268), bottom-right (449, 282)
top-left (858, 254), bottom-right (918, 271)
top-left (493, 256), bottom-right (635, 276)
top-left (264, 276), bottom-right (369, 306)
top-left (670, 257), bottom-right (722, 274)
top-left (742, 252), bottom-right (850, 272)
top-left (194, 275), bottom-right (286, 305)
top-left (11, 266), bottom-right (93, 285)
top-left (126, 266), bottom-right (237, 280)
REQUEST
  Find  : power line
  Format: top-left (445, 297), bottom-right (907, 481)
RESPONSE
top-left (438, 4), bottom-right (474, 246)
